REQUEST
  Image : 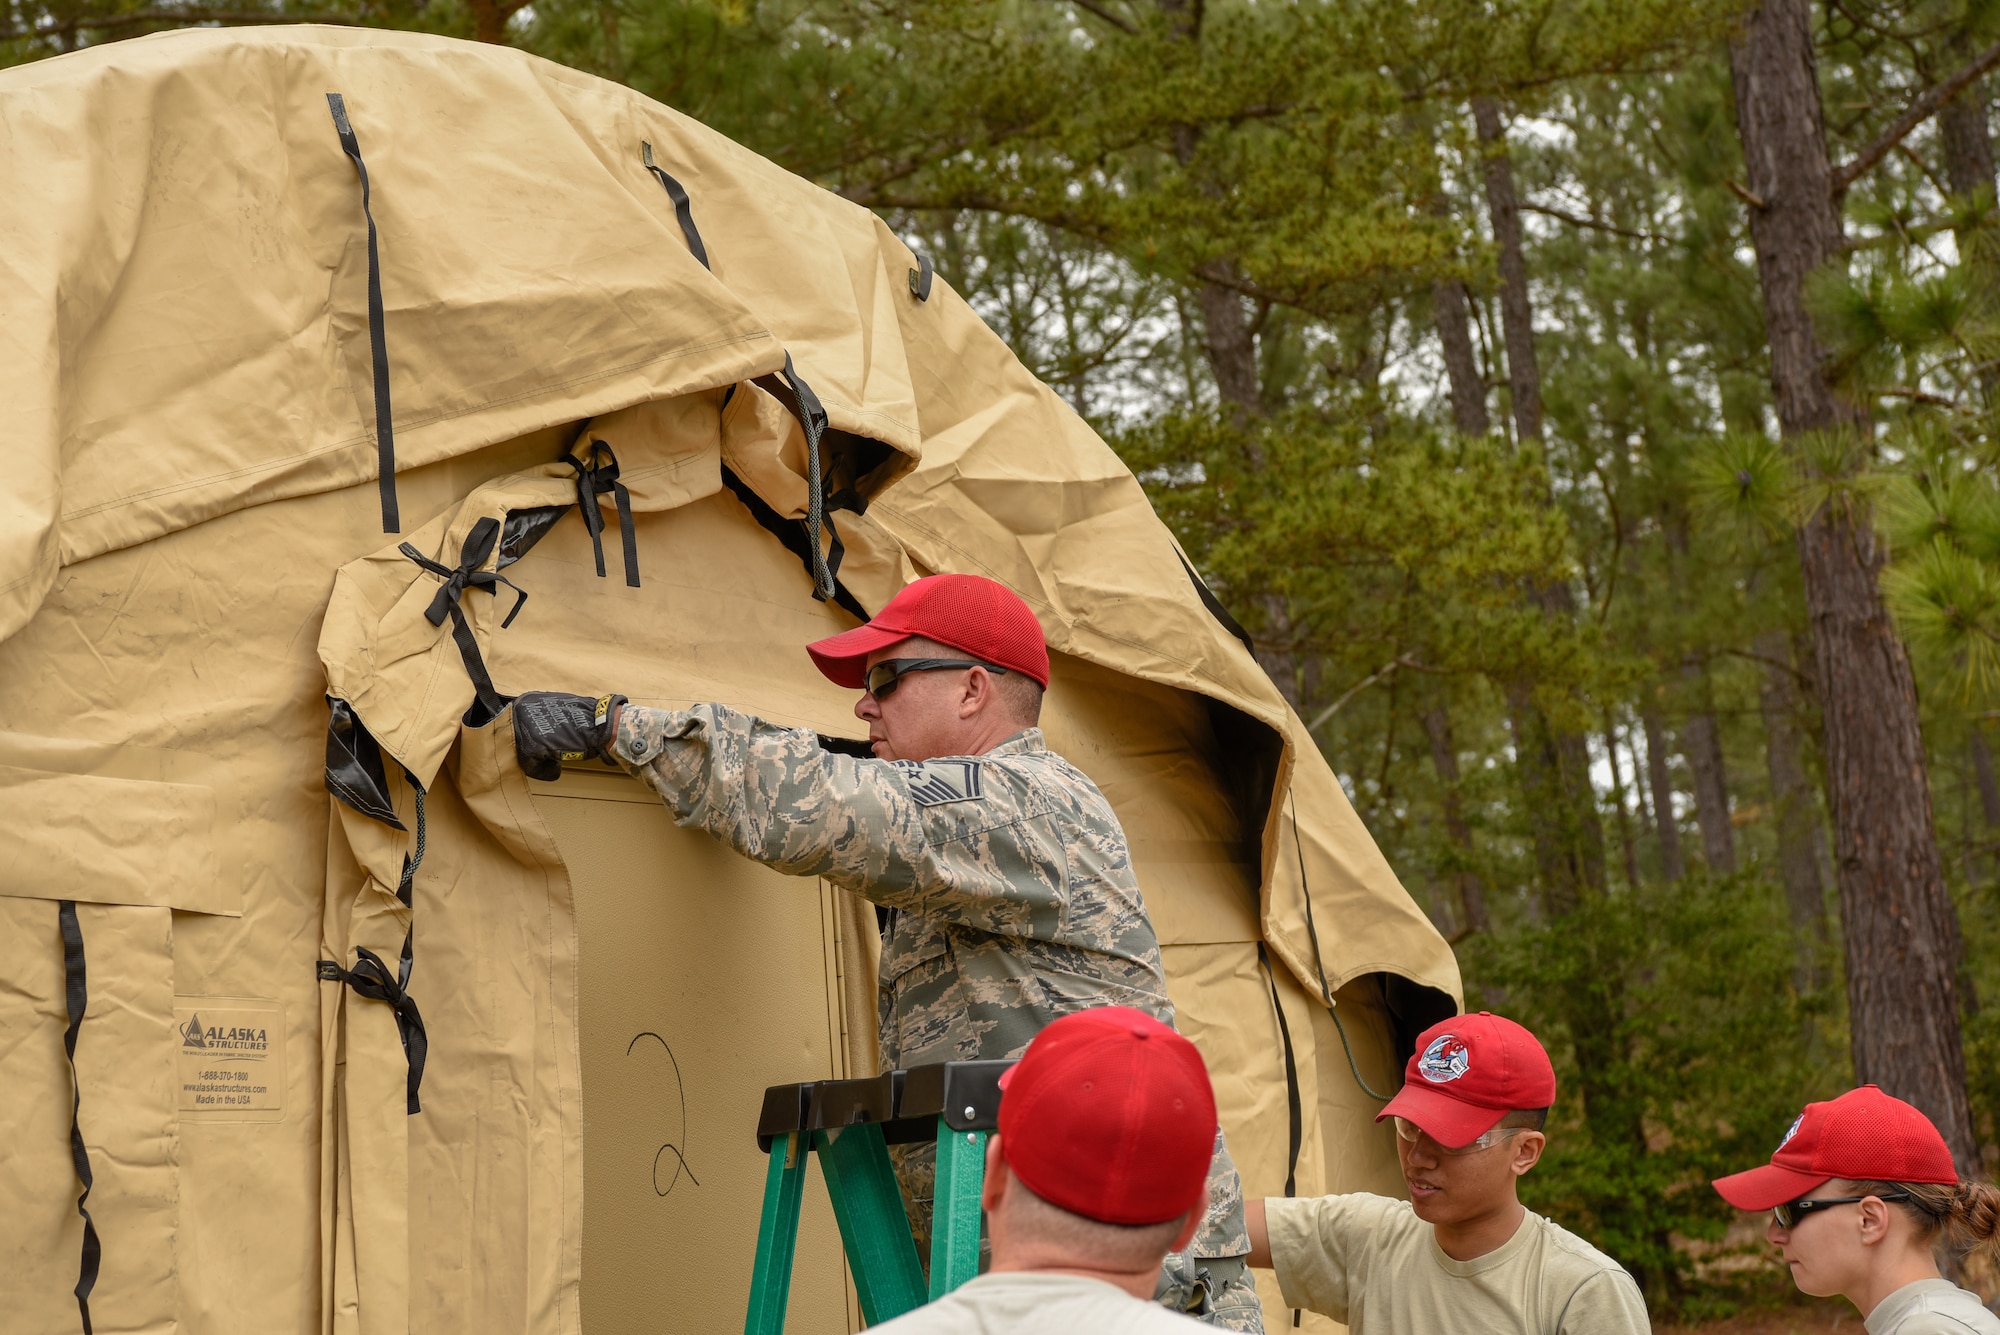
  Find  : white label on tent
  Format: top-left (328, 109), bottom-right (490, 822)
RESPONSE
top-left (174, 997), bottom-right (285, 1121)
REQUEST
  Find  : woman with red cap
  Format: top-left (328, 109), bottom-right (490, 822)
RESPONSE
top-left (1711, 1086), bottom-right (2000, 1332)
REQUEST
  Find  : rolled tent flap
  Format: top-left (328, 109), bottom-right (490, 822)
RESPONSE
top-left (1, 25), bottom-right (1459, 1335)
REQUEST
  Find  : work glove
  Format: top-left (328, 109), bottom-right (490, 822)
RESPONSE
top-left (513, 691), bottom-right (627, 782)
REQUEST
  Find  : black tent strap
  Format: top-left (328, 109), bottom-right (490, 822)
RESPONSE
top-left (399, 516), bottom-right (524, 724)
top-left (58, 900), bottom-right (101, 1335)
top-left (720, 467), bottom-right (869, 623)
top-left (751, 354), bottom-right (836, 601)
top-left (908, 252), bottom-right (933, 301)
top-left (327, 93), bottom-right (399, 535)
top-left (642, 141), bottom-right (710, 270)
top-left (564, 440), bottom-right (640, 587)
top-left (1176, 552), bottom-right (1255, 655)
top-left (319, 943), bottom-right (427, 1115)
top-left (1257, 943), bottom-right (1303, 1201)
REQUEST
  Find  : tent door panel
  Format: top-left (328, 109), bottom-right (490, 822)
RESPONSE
top-left (530, 774), bottom-right (856, 1335)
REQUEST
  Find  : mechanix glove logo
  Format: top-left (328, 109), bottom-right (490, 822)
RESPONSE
top-left (1417, 1034), bottom-right (1472, 1083)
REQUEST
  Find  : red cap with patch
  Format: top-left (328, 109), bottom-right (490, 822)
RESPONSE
top-left (1710, 1085), bottom-right (1958, 1212)
top-left (805, 573), bottom-right (1050, 689)
top-left (1376, 1012), bottom-right (1557, 1149)
top-left (995, 1006), bottom-right (1216, 1226)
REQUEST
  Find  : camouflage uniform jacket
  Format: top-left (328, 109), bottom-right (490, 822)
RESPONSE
top-left (610, 703), bottom-right (1262, 1327)
top-left (611, 704), bottom-right (1173, 1063)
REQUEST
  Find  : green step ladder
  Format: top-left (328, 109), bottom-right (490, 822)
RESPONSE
top-left (744, 1059), bottom-right (1014, 1334)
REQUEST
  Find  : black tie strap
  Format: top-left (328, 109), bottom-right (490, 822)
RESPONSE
top-left (720, 467), bottom-right (870, 623)
top-left (563, 440), bottom-right (640, 587)
top-left (908, 252), bottom-right (933, 301)
top-left (58, 900), bottom-right (101, 1335)
top-left (319, 943), bottom-right (428, 1115)
top-left (642, 141), bottom-right (710, 270)
top-left (399, 516), bottom-right (525, 726)
top-left (751, 354), bottom-right (837, 602)
top-left (327, 93), bottom-right (399, 534)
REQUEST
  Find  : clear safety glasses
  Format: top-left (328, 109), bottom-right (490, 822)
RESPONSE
top-left (1392, 1117), bottom-right (1527, 1156)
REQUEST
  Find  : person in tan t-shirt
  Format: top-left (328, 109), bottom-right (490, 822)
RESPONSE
top-left (1245, 1012), bottom-right (1648, 1334)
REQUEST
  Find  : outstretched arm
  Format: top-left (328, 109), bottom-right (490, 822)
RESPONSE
top-left (606, 701), bottom-right (1067, 937)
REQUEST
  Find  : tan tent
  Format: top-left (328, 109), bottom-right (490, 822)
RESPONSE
top-left (0, 26), bottom-right (1460, 1335)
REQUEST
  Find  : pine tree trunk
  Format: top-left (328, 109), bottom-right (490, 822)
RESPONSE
top-left (1423, 705), bottom-right (1490, 932)
top-left (1604, 712), bottom-right (1644, 889)
top-left (1755, 628), bottom-right (1831, 991)
top-left (1473, 97), bottom-right (1544, 445)
top-left (1434, 277), bottom-right (1492, 436)
top-left (1196, 275), bottom-right (1263, 418)
top-left (1974, 731), bottom-right (2000, 829)
top-left (1730, 0), bottom-right (1976, 1170)
top-left (1681, 669), bottom-right (1738, 874)
top-left (1641, 708), bottom-right (1687, 880)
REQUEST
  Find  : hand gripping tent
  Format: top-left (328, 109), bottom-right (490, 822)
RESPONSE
top-left (0, 27), bottom-right (1461, 1335)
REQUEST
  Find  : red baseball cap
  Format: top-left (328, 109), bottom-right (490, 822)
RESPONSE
top-left (806, 573), bottom-right (1050, 689)
top-left (1376, 1012), bottom-right (1557, 1149)
top-left (996, 1006), bottom-right (1217, 1226)
top-left (1710, 1085), bottom-right (1958, 1211)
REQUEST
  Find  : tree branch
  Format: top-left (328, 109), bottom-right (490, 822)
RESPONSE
top-left (1521, 201), bottom-right (1670, 244)
top-left (1832, 35), bottom-right (2000, 194)
top-left (1057, 0), bottom-right (1136, 34)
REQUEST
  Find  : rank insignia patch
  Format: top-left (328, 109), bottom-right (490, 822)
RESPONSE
top-left (898, 759), bottom-right (985, 806)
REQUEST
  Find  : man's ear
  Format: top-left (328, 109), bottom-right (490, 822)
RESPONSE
top-left (1510, 1131), bottom-right (1547, 1178)
top-left (958, 666), bottom-right (995, 720)
top-left (981, 1135), bottom-right (1010, 1214)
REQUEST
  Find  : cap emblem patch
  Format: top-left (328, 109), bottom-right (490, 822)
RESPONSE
top-left (1417, 1034), bottom-right (1471, 1084)
top-left (1776, 1113), bottom-right (1805, 1152)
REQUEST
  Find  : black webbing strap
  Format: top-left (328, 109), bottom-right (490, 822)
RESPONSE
top-left (1291, 793), bottom-right (1338, 1009)
top-left (908, 252), bottom-right (933, 301)
top-left (750, 353), bottom-right (837, 601)
top-left (563, 440), bottom-right (640, 587)
top-left (319, 943), bottom-right (427, 1115)
top-left (719, 466), bottom-right (870, 623)
top-left (399, 516), bottom-right (526, 724)
top-left (642, 141), bottom-right (710, 270)
top-left (319, 773), bottom-right (429, 1114)
top-left (1257, 943), bottom-right (1303, 1199)
top-left (327, 93), bottom-right (399, 534)
top-left (1257, 939), bottom-right (1305, 1328)
top-left (58, 900), bottom-right (101, 1335)
top-left (1177, 551), bottom-right (1255, 654)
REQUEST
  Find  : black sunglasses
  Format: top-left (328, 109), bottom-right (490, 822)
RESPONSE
top-left (863, 657), bottom-right (1010, 699)
top-left (1772, 1191), bottom-right (1910, 1229)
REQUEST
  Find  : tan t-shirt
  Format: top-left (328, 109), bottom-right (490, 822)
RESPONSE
top-left (1265, 1193), bottom-right (1649, 1334)
top-left (1865, 1278), bottom-right (2000, 1334)
top-left (867, 1272), bottom-right (1210, 1334)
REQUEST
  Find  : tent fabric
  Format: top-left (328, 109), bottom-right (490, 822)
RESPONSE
top-left (0, 25), bottom-right (1460, 1335)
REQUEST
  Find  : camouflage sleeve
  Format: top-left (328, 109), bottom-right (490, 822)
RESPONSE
top-left (610, 703), bottom-right (1067, 934)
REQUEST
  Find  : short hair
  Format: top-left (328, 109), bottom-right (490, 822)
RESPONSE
top-left (1499, 1108), bottom-right (1549, 1133)
top-left (1005, 1177), bottom-right (1190, 1269)
top-left (896, 635), bottom-right (1042, 725)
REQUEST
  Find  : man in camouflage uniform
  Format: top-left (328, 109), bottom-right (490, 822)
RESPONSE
top-left (512, 572), bottom-right (1262, 1330)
